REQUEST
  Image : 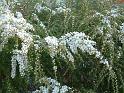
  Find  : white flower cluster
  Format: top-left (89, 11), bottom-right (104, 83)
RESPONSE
top-left (0, 0), bottom-right (7, 6)
top-left (56, 7), bottom-right (71, 13)
top-left (34, 3), bottom-right (56, 15)
top-left (120, 23), bottom-right (124, 32)
top-left (45, 32), bottom-right (109, 67)
top-left (94, 12), bottom-right (111, 34)
top-left (34, 3), bottom-right (47, 12)
top-left (95, 7), bottom-right (120, 34)
top-left (119, 23), bottom-right (124, 43)
top-left (109, 7), bottom-right (120, 17)
top-left (45, 36), bottom-right (59, 59)
top-left (41, 0), bottom-right (66, 8)
top-left (11, 50), bottom-right (28, 78)
top-left (44, 34), bottom-right (74, 62)
top-left (0, 5), bottom-right (34, 78)
top-left (32, 77), bottom-right (71, 93)
top-left (96, 15), bottom-right (112, 34)
top-left (56, 0), bottom-right (66, 7)
top-left (34, 3), bottom-right (71, 15)
top-left (102, 16), bottom-right (111, 29)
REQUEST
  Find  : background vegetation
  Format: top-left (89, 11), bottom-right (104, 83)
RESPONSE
top-left (1, 0), bottom-right (124, 93)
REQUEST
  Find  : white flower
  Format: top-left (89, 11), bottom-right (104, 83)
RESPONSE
top-left (34, 3), bottom-right (71, 15)
top-left (34, 3), bottom-right (56, 15)
top-left (15, 12), bottom-right (23, 18)
top-left (40, 22), bottom-right (46, 30)
top-left (34, 3), bottom-right (43, 13)
top-left (11, 54), bottom-right (17, 78)
top-left (0, 5), bottom-right (34, 78)
top-left (102, 16), bottom-right (111, 28)
top-left (45, 32), bottom-right (109, 67)
top-left (11, 50), bottom-right (28, 78)
top-left (107, 7), bottom-right (120, 18)
top-left (100, 59), bottom-right (109, 67)
top-left (17, 31), bottom-right (33, 53)
top-left (95, 51), bottom-right (101, 58)
top-left (45, 36), bottom-right (59, 58)
top-left (120, 23), bottom-right (124, 32)
top-left (39, 86), bottom-right (49, 93)
top-left (52, 86), bottom-right (60, 93)
top-left (53, 66), bottom-right (57, 72)
top-left (56, 0), bottom-right (66, 6)
top-left (60, 85), bottom-right (70, 93)
top-left (97, 26), bottom-right (104, 34)
top-left (56, 7), bottom-right (71, 13)
top-left (33, 77), bottom-right (71, 93)
top-left (0, 0), bottom-right (7, 5)
top-left (59, 32), bottom-right (96, 55)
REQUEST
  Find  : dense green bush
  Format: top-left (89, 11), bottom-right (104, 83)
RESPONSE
top-left (1, 0), bottom-right (124, 93)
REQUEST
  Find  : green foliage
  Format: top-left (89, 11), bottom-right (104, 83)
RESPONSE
top-left (1, 0), bottom-right (124, 93)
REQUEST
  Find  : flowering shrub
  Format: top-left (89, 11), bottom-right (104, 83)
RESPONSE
top-left (1, 0), bottom-right (124, 93)
top-left (0, 4), bottom-right (34, 79)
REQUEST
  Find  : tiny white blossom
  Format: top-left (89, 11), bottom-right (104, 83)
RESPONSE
top-left (45, 36), bottom-right (59, 58)
top-left (60, 85), bottom-right (70, 93)
top-left (56, 7), bottom-right (71, 13)
top-left (120, 23), bottom-right (124, 32)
